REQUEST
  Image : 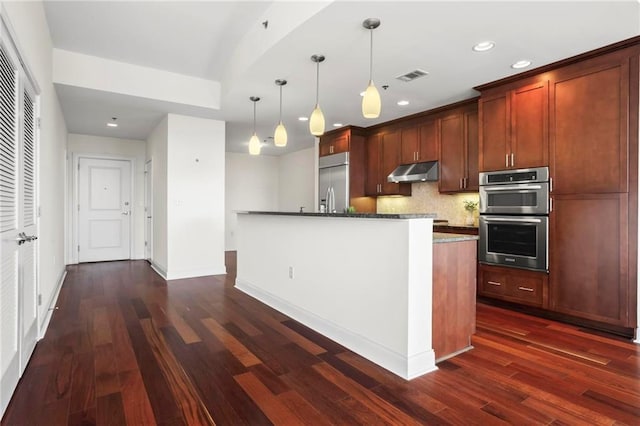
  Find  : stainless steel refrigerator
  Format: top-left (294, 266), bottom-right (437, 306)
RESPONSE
top-left (318, 152), bottom-right (349, 213)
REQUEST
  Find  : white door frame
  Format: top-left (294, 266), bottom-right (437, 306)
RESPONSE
top-left (71, 153), bottom-right (135, 264)
top-left (144, 159), bottom-right (153, 261)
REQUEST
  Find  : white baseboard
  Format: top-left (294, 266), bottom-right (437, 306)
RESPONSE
top-left (235, 278), bottom-right (437, 380)
top-left (150, 261), bottom-right (167, 280)
top-left (166, 265), bottom-right (226, 281)
top-left (38, 268), bottom-right (67, 339)
top-left (634, 328), bottom-right (639, 344)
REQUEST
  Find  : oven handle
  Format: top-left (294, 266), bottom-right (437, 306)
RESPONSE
top-left (482, 217), bottom-right (543, 223)
top-left (482, 184), bottom-right (543, 191)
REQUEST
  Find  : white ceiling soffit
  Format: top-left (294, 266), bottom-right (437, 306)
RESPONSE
top-left (43, 1), bottom-right (640, 155)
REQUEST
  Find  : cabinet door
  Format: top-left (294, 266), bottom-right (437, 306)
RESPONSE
top-left (550, 59), bottom-right (629, 194)
top-left (549, 194), bottom-right (631, 326)
top-left (419, 121), bottom-right (438, 162)
top-left (318, 140), bottom-right (332, 157)
top-left (332, 132), bottom-right (350, 154)
top-left (479, 93), bottom-right (509, 171)
top-left (465, 109), bottom-right (479, 191)
top-left (400, 126), bottom-right (419, 164)
top-left (380, 130), bottom-right (403, 194)
top-left (511, 81), bottom-right (548, 169)
top-left (439, 113), bottom-right (465, 192)
top-left (365, 133), bottom-right (381, 195)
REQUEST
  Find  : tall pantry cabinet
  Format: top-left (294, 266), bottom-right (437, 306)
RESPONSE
top-left (548, 47), bottom-right (637, 327)
top-left (476, 38), bottom-right (639, 329)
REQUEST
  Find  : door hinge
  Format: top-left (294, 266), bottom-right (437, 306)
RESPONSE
top-left (77, 245), bottom-right (80, 252)
top-left (144, 241), bottom-right (147, 246)
top-left (77, 163), bottom-right (80, 171)
top-left (38, 294), bottom-right (42, 306)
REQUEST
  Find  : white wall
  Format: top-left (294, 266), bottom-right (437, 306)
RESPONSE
top-left (278, 147), bottom-right (315, 213)
top-left (1, 1), bottom-right (68, 333)
top-left (146, 116), bottom-right (168, 275)
top-left (166, 114), bottom-right (226, 279)
top-left (225, 152), bottom-right (279, 251)
top-left (67, 134), bottom-right (146, 261)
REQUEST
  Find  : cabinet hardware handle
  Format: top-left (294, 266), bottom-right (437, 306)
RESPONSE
top-left (488, 281), bottom-right (502, 286)
top-left (460, 178), bottom-right (463, 189)
top-left (416, 152), bottom-right (419, 161)
top-left (550, 198), bottom-right (553, 212)
top-left (464, 177), bottom-right (467, 188)
top-left (505, 154), bottom-right (509, 168)
top-left (518, 286), bottom-right (534, 292)
top-left (511, 153), bottom-right (515, 167)
top-left (549, 177), bottom-right (553, 193)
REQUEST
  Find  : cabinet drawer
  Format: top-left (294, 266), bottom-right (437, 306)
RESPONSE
top-left (504, 275), bottom-right (544, 306)
top-left (479, 271), bottom-right (507, 297)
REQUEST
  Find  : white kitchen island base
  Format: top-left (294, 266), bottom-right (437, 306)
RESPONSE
top-left (236, 212), bottom-right (446, 380)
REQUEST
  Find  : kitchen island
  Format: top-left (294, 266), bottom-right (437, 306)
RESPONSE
top-left (235, 212), bottom-right (478, 380)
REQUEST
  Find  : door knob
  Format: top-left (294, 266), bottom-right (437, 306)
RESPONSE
top-left (122, 211), bottom-right (129, 216)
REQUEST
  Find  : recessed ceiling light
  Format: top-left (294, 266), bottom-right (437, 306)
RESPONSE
top-left (359, 91), bottom-right (365, 97)
top-left (107, 117), bottom-right (118, 127)
top-left (333, 123), bottom-right (343, 127)
top-left (511, 60), bottom-right (532, 69)
top-left (472, 41), bottom-right (495, 52)
top-left (397, 100), bottom-right (410, 106)
top-left (298, 116), bottom-right (309, 121)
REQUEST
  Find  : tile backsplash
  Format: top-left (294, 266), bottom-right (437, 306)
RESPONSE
top-left (376, 182), bottom-right (479, 225)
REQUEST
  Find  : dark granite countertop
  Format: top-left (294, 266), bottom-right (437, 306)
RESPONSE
top-left (238, 211), bottom-right (438, 219)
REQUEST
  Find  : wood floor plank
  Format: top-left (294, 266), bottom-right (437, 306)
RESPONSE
top-left (140, 319), bottom-right (214, 425)
top-left (96, 392), bottom-right (126, 426)
top-left (3, 256), bottom-right (639, 426)
top-left (234, 371), bottom-right (305, 425)
top-left (201, 317), bottom-right (262, 367)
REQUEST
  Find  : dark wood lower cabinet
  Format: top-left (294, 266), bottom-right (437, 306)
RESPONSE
top-left (549, 193), bottom-right (634, 327)
top-left (432, 240), bottom-right (477, 361)
top-left (478, 264), bottom-right (548, 308)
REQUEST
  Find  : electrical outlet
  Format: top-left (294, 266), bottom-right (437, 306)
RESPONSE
top-left (288, 266), bottom-right (294, 279)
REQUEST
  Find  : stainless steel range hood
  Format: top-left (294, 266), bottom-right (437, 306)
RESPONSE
top-left (387, 161), bottom-right (438, 183)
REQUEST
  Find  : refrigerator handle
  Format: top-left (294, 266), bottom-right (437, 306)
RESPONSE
top-left (325, 186), bottom-right (332, 213)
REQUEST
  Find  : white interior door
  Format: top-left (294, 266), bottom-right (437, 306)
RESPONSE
top-left (0, 31), bottom-right (39, 416)
top-left (144, 159), bottom-right (152, 260)
top-left (78, 158), bottom-right (131, 262)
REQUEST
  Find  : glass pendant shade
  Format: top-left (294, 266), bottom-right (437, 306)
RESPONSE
top-left (309, 105), bottom-right (325, 136)
top-left (248, 133), bottom-right (261, 155)
top-left (274, 122), bottom-right (287, 147)
top-left (362, 80), bottom-right (381, 118)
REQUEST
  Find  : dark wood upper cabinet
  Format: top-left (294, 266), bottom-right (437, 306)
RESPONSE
top-left (319, 130), bottom-right (350, 156)
top-left (550, 58), bottom-right (629, 195)
top-left (439, 113), bottom-right (465, 192)
top-left (400, 126), bottom-right (419, 164)
top-left (479, 81), bottom-right (548, 171)
top-left (400, 121), bottom-right (438, 165)
top-left (439, 103), bottom-right (478, 193)
top-left (365, 131), bottom-right (411, 196)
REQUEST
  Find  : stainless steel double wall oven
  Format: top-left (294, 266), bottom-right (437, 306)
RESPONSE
top-left (479, 167), bottom-right (550, 272)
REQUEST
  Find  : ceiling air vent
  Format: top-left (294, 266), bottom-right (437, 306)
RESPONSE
top-left (396, 69), bottom-right (429, 82)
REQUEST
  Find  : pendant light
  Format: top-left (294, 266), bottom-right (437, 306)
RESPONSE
top-left (248, 96), bottom-right (261, 155)
top-left (274, 79), bottom-right (288, 147)
top-left (362, 18), bottom-right (381, 119)
top-left (309, 54), bottom-right (325, 136)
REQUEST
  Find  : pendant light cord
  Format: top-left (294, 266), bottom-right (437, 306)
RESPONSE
top-left (253, 101), bottom-right (256, 133)
top-left (316, 61), bottom-right (320, 105)
top-left (279, 85), bottom-right (283, 122)
top-left (369, 28), bottom-right (373, 81)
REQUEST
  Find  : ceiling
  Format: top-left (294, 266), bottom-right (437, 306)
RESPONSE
top-left (43, 1), bottom-right (640, 156)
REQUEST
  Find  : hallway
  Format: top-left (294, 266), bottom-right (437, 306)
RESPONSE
top-left (2, 255), bottom-right (639, 425)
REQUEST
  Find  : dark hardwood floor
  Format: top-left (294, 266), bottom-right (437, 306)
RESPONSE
top-left (2, 252), bottom-right (639, 425)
